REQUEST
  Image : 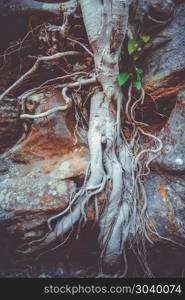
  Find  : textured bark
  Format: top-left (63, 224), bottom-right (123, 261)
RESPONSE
top-left (79, 1), bottom-right (152, 271)
top-left (0, 0), bottom-right (78, 16)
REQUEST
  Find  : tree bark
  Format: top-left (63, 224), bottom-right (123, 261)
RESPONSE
top-left (0, 0), bottom-right (78, 16)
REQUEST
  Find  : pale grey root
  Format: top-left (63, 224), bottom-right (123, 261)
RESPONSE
top-left (11, 0), bottom-right (162, 276)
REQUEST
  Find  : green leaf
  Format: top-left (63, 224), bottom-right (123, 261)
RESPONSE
top-left (133, 80), bottom-right (142, 90)
top-left (140, 35), bottom-right (150, 43)
top-left (135, 66), bottom-right (143, 74)
top-left (133, 54), bottom-right (140, 61)
top-left (117, 72), bottom-right (131, 87)
top-left (128, 40), bottom-right (139, 55)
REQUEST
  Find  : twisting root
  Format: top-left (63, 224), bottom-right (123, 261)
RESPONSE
top-left (17, 74), bottom-right (97, 104)
top-left (11, 0), bottom-right (166, 278)
top-left (15, 76), bottom-right (160, 276)
top-left (20, 88), bottom-right (72, 119)
top-left (0, 51), bottom-right (80, 101)
top-left (20, 105), bottom-right (69, 119)
top-left (67, 37), bottom-right (94, 57)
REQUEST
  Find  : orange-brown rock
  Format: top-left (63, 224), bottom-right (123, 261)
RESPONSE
top-left (0, 90), bottom-right (89, 239)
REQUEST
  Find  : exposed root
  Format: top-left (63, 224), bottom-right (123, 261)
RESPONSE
top-left (18, 75), bottom-right (97, 101)
top-left (16, 83), bottom-right (161, 277)
top-left (1, 0), bottom-right (171, 277)
top-left (66, 37), bottom-right (94, 57)
top-left (20, 105), bottom-right (69, 119)
top-left (146, 219), bottom-right (185, 250)
top-left (20, 88), bottom-right (72, 119)
top-left (0, 51), bottom-right (80, 101)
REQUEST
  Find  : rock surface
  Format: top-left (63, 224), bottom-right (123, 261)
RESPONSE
top-left (140, 2), bottom-right (185, 248)
top-left (154, 89), bottom-right (185, 172)
top-left (143, 3), bottom-right (185, 84)
top-left (145, 171), bottom-right (185, 244)
top-left (0, 90), bottom-right (89, 239)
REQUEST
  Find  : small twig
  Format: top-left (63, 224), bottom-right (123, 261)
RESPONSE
top-left (67, 37), bottom-right (94, 57)
top-left (57, 76), bottom-right (97, 89)
top-left (0, 51), bottom-right (80, 101)
top-left (0, 43), bottom-right (31, 58)
top-left (39, 71), bottom-right (88, 87)
top-left (18, 75), bottom-right (97, 103)
top-left (20, 88), bottom-right (72, 119)
top-left (0, 23), bottom-right (43, 71)
top-left (20, 105), bottom-right (68, 119)
top-left (2, 0), bottom-right (78, 16)
top-left (148, 14), bottom-right (173, 24)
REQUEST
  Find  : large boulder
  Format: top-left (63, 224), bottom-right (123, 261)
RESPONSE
top-left (140, 2), bottom-right (185, 247)
top-left (143, 3), bottom-right (185, 84)
top-left (145, 171), bottom-right (185, 244)
top-left (154, 89), bottom-right (185, 172)
top-left (0, 90), bottom-right (89, 242)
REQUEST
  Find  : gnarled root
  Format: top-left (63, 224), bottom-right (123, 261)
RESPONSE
top-left (12, 0), bottom-right (162, 277)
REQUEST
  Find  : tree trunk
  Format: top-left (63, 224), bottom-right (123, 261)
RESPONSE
top-left (0, 0), bottom-right (78, 16)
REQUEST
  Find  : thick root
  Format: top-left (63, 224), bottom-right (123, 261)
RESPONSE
top-left (8, 0), bottom-right (162, 278)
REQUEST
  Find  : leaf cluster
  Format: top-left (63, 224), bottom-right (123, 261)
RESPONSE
top-left (117, 20), bottom-right (171, 89)
top-left (117, 34), bottom-right (151, 89)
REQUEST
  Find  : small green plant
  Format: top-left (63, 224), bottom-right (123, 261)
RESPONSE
top-left (140, 35), bottom-right (150, 43)
top-left (117, 33), bottom-right (150, 90)
top-left (117, 72), bottom-right (131, 87)
top-left (128, 39), bottom-right (139, 55)
top-left (117, 21), bottom-right (171, 90)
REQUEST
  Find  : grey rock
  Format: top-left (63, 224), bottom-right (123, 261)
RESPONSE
top-left (143, 3), bottom-right (185, 83)
top-left (0, 162), bottom-right (76, 211)
top-left (155, 89), bottom-right (185, 172)
top-left (149, 0), bottom-right (175, 18)
top-left (0, 87), bottom-right (89, 243)
top-left (135, 0), bottom-right (174, 23)
top-left (0, 157), bottom-right (78, 237)
top-left (144, 171), bottom-right (185, 243)
top-left (0, 210), bottom-right (15, 222)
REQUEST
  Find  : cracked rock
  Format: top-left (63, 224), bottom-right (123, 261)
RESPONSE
top-left (155, 89), bottom-right (185, 172)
